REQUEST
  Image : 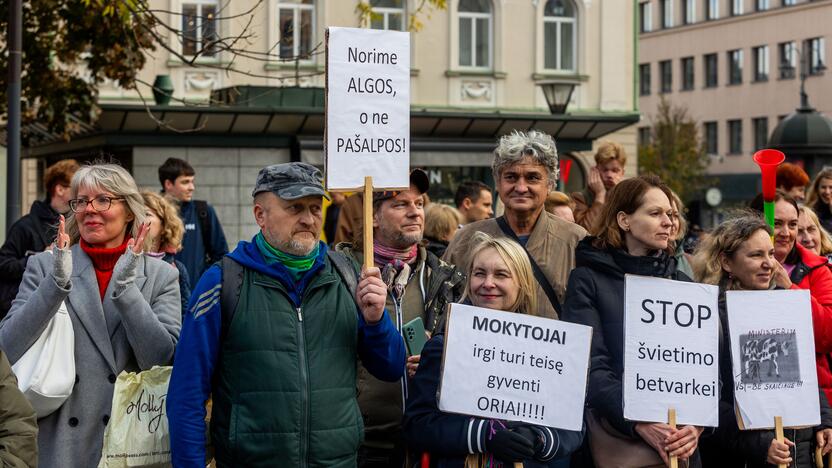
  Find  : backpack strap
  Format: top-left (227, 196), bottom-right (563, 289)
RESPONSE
top-left (495, 216), bottom-right (563, 316)
top-left (194, 200), bottom-right (213, 264)
top-left (219, 256), bottom-right (244, 341)
top-left (327, 250), bottom-right (360, 309)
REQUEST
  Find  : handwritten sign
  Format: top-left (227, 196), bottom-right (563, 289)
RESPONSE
top-left (325, 27), bottom-right (410, 191)
top-left (726, 289), bottom-right (820, 429)
top-left (624, 275), bottom-right (720, 427)
top-left (438, 303), bottom-right (592, 431)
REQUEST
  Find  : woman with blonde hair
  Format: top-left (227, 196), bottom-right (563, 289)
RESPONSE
top-left (142, 191), bottom-right (192, 316)
top-left (798, 205), bottom-right (832, 261)
top-left (424, 203), bottom-right (463, 258)
top-left (669, 190), bottom-right (694, 277)
top-left (806, 168), bottom-right (832, 232)
top-left (692, 214), bottom-right (832, 467)
top-left (404, 233), bottom-right (583, 467)
top-left (0, 163), bottom-right (181, 467)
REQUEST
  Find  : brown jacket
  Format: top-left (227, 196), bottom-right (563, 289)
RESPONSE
top-left (443, 211), bottom-right (586, 319)
top-left (0, 350), bottom-right (38, 468)
top-left (571, 188), bottom-right (604, 232)
top-left (333, 193), bottom-right (363, 245)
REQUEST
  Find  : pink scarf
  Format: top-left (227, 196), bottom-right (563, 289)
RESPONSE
top-left (373, 241), bottom-right (417, 269)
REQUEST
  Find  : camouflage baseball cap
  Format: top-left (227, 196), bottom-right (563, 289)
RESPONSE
top-left (251, 162), bottom-right (330, 200)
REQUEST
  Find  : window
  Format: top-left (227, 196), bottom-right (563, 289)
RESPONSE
top-left (638, 127), bottom-right (652, 146)
top-left (369, 0), bottom-right (405, 31)
top-left (783, 0), bottom-right (796, 5)
top-left (704, 53), bottom-right (718, 87)
top-left (458, 0), bottom-right (492, 68)
top-left (753, 45), bottom-right (769, 82)
top-left (660, 60), bottom-right (673, 93)
top-left (683, 0), bottom-right (696, 24)
top-left (681, 56), bottom-right (695, 90)
top-left (756, 0), bottom-right (769, 10)
top-left (728, 119), bottom-right (743, 154)
top-left (753, 117), bottom-right (769, 150)
top-left (639, 63), bottom-right (652, 95)
top-left (730, 0), bottom-right (743, 15)
top-left (728, 49), bottom-right (743, 84)
top-left (543, 0), bottom-right (577, 72)
top-left (661, 0), bottom-right (674, 28)
top-left (805, 37), bottom-right (826, 75)
top-left (705, 121), bottom-right (718, 154)
top-left (640, 2), bottom-right (652, 33)
top-left (278, 0), bottom-right (315, 60)
top-left (779, 41), bottom-right (796, 78)
top-left (182, 0), bottom-right (218, 57)
top-left (706, 0), bottom-right (719, 20)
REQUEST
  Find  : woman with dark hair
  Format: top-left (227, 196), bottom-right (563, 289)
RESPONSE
top-left (750, 191), bottom-right (832, 403)
top-left (806, 168), bottom-right (832, 232)
top-left (693, 214), bottom-right (832, 467)
top-left (562, 174), bottom-right (703, 466)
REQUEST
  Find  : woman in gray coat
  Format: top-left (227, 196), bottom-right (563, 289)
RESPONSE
top-left (0, 163), bottom-right (181, 468)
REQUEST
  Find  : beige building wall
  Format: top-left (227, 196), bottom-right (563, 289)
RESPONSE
top-left (638, 0), bottom-right (832, 176)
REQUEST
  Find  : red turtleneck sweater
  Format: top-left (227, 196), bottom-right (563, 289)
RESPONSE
top-left (80, 237), bottom-right (130, 300)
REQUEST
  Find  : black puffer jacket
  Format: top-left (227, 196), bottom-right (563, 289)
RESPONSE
top-left (699, 293), bottom-right (832, 468)
top-left (561, 237), bottom-right (700, 466)
top-left (0, 200), bottom-right (59, 317)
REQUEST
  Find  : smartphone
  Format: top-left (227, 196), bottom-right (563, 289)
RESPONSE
top-left (402, 317), bottom-right (427, 356)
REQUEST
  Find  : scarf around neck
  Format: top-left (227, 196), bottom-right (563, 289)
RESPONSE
top-left (373, 241), bottom-right (417, 268)
top-left (255, 232), bottom-right (319, 281)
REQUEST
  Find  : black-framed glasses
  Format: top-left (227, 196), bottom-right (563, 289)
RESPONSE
top-left (68, 196), bottom-right (126, 213)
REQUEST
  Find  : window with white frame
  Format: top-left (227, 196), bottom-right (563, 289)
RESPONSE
top-left (783, 0), bottom-right (796, 5)
top-left (661, 0), bottom-right (673, 28)
top-left (753, 45), bottom-right (769, 82)
top-left (728, 49), bottom-right (743, 84)
top-left (369, 0), bottom-right (405, 31)
top-left (182, 0), bottom-right (219, 57)
top-left (639, 2), bottom-right (652, 33)
top-left (756, 0), bottom-right (769, 11)
top-left (707, 0), bottom-right (719, 20)
top-left (683, 0), bottom-right (696, 24)
top-left (277, 0), bottom-right (315, 60)
top-left (543, 0), bottom-right (577, 72)
top-left (806, 37), bottom-right (826, 75)
top-left (458, 0), bottom-right (492, 69)
top-left (730, 0), bottom-right (742, 16)
top-left (779, 41), bottom-right (796, 78)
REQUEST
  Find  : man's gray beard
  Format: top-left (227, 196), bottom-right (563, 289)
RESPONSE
top-left (280, 238), bottom-right (317, 256)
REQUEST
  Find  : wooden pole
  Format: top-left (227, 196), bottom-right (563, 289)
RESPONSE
top-left (363, 176), bottom-right (374, 269)
top-left (775, 416), bottom-right (786, 468)
top-left (815, 446), bottom-right (823, 468)
top-left (668, 408), bottom-right (678, 468)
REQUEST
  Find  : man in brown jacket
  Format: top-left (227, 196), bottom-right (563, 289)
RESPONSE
top-left (444, 130), bottom-right (586, 319)
top-left (0, 350), bottom-right (38, 467)
top-left (571, 141), bottom-right (627, 231)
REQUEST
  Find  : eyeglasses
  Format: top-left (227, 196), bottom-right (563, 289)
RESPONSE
top-left (69, 196), bottom-right (126, 213)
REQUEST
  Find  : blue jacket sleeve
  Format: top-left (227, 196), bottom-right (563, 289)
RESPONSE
top-left (167, 265), bottom-right (222, 468)
top-left (207, 205), bottom-right (228, 263)
top-left (357, 309), bottom-right (406, 382)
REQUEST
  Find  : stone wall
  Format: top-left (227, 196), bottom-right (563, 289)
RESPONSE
top-left (131, 146), bottom-right (291, 247)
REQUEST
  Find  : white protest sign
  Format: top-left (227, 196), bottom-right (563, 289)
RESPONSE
top-left (726, 289), bottom-right (819, 430)
top-left (325, 27), bottom-right (410, 191)
top-left (623, 275), bottom-right (720, 427)
top-left (438, 303), bottom-right (592, 431)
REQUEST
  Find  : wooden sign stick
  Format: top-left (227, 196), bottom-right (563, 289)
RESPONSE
top-left (363, 176), bottom-right (374, 269)
top-left (775, 416), bottom-right (786, 468)
top-left (815, 446), bottom-right (823, 468)
top-left (669, 408), bottom-right (678, 468)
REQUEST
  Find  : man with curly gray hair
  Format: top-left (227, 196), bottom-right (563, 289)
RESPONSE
top-left (444, 130), bottom-right (586, 319)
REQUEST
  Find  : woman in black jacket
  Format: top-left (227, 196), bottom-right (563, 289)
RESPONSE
top-left (404, 233), bottom-right (583, 467)
top-left (562, 174), bottom-right (703, 467)
top-left (692, 214), bottom-right (832, 467)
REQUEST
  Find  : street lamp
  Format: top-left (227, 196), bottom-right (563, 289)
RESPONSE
top-left (779, 46), bottom-right (826, 110)
top-left (537, 81), bottom-right (577, 115)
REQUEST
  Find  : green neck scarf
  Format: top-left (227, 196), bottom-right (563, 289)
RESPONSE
top-left (255, 232), bottom-right (319, 281)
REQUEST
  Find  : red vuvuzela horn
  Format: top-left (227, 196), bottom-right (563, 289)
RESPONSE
top-left (753, 149), bottom-right (785, 201)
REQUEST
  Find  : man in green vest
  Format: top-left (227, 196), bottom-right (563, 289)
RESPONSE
top-left (336, 169), bottom-right (465, 468)
top-left (167, 162), bottom-right (407, 468)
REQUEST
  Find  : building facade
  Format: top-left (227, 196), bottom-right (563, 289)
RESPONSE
top-left (10, 0), bottom-right (638, 246)
top-left (638, 0), bottom-right (831, 224)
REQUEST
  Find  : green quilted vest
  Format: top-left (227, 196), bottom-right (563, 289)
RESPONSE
top-left (210, 263), bottom-right (362, 468)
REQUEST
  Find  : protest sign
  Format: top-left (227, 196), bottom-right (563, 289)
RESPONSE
top-left (438, 303), bottom-right (592, 431)
top-left (726, 289), bottom-right (819, 430)
top-left (623, 275), bottom-right (720, 427)
top-left (325, 26), bottom-right (410, 191)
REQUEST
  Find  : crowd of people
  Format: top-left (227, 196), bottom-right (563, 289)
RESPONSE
top-left (3, 131), bottom-right (832, 467)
